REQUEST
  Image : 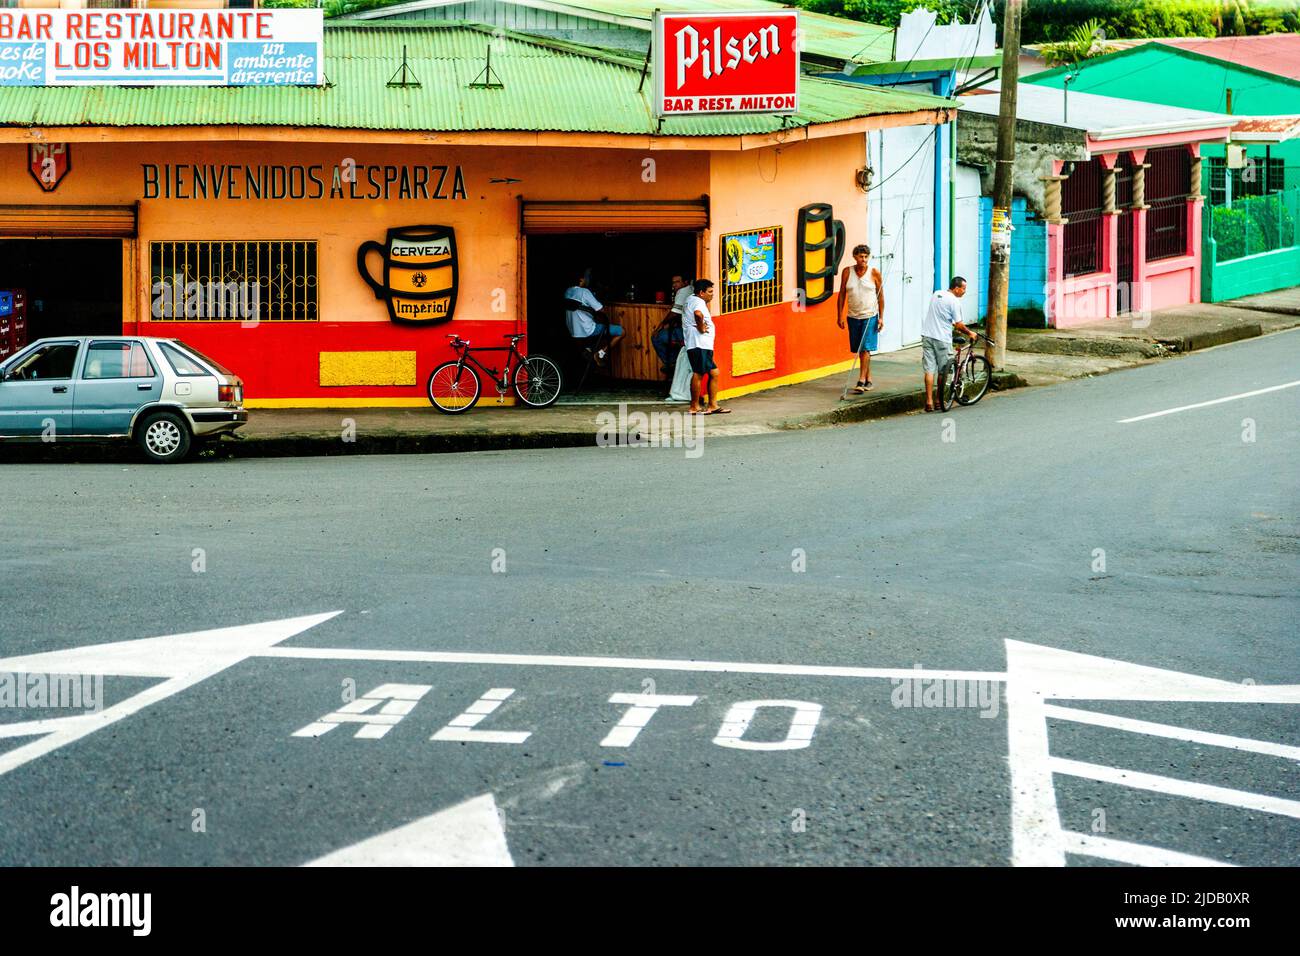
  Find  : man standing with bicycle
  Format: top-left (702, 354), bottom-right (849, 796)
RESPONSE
top-left (921, 276), bottom-right (977, 413)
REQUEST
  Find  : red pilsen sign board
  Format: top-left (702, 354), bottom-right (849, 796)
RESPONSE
top-left (653, 10), bottom-right (799, 118)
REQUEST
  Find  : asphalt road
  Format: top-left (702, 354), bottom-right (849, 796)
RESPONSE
top-left (1, 330), bottom-right (1296, 866)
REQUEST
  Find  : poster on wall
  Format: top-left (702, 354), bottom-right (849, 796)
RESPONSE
top-left (724, 229), bottom-right (777, 285)
top-left (653, 10), bottom-right (799, 117)
top-left (0, 9), bottom-right (323, 86)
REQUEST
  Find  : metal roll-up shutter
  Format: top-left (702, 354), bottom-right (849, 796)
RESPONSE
top-left (0, 205), bottom-right (137, 238)
top-left (522, 199), bottom-right (708, 234)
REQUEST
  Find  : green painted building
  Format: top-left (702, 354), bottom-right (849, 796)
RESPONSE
top-left (1026, 42), bottom-right (1300, 302)
top-left (1026, 43), bottom-right (1300, 197)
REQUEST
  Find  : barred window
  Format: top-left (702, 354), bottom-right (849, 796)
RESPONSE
top-left (1146, 148), bottom-right (1192, 261)
top-left (1061, 158), bottom-right (1104, 278)
top-left (149, 240), bottom-right (319, 322)
top-left (719, 226), bottom-right (783, 315)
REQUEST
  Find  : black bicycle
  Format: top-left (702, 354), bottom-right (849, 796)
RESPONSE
top-left (938, 331), bottom-right (995, 412)
top-left (427, 333), bottom-right (563, 414)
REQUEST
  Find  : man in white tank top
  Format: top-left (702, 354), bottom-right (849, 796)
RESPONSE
top-left (836, 244), bottom-right (884, 394)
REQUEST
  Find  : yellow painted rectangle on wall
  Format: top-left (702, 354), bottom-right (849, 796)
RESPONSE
top-left (319, 351), bottom-right (418, 387)
top-left (731, 335), bottom-right (777, 377)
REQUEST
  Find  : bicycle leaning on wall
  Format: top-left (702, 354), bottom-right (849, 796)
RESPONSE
top-left (427, 333), bottom-right (563, 414)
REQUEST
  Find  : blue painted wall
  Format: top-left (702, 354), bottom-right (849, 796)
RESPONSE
top-left (978, 196), bottom-right (1048, 322)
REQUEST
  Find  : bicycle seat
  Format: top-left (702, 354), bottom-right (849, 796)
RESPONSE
top-left (503, 333), bottom-right (525, 340)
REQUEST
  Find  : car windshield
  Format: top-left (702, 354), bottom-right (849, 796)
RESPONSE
top-left (170, 341), bottom-right (234, 376)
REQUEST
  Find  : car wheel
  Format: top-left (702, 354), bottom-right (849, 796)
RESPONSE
top-left (137, 410), bottom-right (192, 463)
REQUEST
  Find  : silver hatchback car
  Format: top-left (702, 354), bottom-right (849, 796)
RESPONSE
top-left (0, 336), bottom-right (247, 463)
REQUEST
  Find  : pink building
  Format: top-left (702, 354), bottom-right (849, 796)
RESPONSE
top-left (957, 83), bottom-right (1235, 328)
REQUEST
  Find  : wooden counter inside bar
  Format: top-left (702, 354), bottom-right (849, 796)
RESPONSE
top-left (605, 301), bottom-right (671, 382)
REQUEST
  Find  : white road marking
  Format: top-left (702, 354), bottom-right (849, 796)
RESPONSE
top-left (1061, 832), bottom-right (1236, 867)
top-left (601, 693), bottom-right (698, 748)
top-left (431, 688), bottom-right (531, 744)
top-left (1002, 639), bottom-right (1300, 703)
top-left (293, 683), bottom-right (432, 740)
top-left (303, 793), bottom-right (512, 867)
top-left (257, 646), bottom-right (1003, 684)
top-left (1006, 647), bottom-right (1066, 866)
top-left (1117, 379), bottom-right (1300, 423)
top-left (1003, 639), bottom-right (1300, 869)
top-left (0, 612), bottom-right (343, 780)
top-left (712, 700), bottom-right (823, 751)
top-left (1042, 704), bottom-right (1300, 761)
top-left (1051, 757), bottom-right (1300, 819)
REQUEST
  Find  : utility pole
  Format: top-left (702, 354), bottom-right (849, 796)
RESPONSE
top-left (985, 0), bottom-right (1024, 370)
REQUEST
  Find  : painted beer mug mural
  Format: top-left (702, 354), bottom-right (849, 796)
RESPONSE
top-left (357, 225), bottom-right (459, 324)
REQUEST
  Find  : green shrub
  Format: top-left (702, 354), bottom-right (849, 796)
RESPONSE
top-left (1212, 204), bottom-right (1269, 260)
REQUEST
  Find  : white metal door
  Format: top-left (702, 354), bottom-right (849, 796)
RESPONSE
top-left (900, 206), bottom-right (928, 347)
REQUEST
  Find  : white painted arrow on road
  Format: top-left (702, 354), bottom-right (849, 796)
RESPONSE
top-left (0, 611), bottom-right (343, 779)
top-left (303, 793), bottom-right (514, 867)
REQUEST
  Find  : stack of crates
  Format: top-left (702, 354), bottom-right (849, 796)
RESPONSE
top-left (0, 289), bottom-right (26, 361)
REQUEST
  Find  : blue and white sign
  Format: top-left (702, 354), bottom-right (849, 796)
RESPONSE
top-left (0, 9), bottom-right (323, 86)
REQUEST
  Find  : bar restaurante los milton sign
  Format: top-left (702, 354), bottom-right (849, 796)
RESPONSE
top-left (653, 9), bottom-right (799, 117)
top-left (0, 9), bottom-right (323, 86)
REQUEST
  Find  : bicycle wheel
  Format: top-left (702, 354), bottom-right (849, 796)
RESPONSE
top-left (427, 361), bottom-right (481, 414)
top-left (956, 355), bottom-right (991, 406)
top-left (513, 354), bottom-right (563, 408)
top-left (937, 359), bottom-right (958, 412)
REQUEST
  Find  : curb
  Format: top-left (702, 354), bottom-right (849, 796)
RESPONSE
top-left (1154, 322), bottom-right (1263, 353)
top-left (778, 371), bottom-right (1030, 429)
top-left (209, 429), bottom-right (600, 459)
top-left (1006, 331), bottom-right (1166, 360)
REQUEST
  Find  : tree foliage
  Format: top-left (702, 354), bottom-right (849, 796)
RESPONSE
top-left (790, 0), bottom-right (1300, 41)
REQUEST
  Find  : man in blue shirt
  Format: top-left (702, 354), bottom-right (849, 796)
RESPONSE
top-left (651, 274), bottom-right (690, 375)
top-left (920, 276), bottom-right (977, 412)
top-left (564, 270), bottom-right (623, 366)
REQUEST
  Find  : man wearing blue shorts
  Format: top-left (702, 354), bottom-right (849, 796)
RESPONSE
top-left (836, 244), bottom-right (884, 394)
top-left (682, 278), bottom-right (729, 414)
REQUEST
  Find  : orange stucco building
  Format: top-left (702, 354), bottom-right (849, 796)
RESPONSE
top-left (0, 22), bottom-right (954, 406)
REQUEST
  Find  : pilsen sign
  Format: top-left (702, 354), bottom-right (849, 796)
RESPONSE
top-left (0, 9), bottom-right (322, 86)
top-left (653, 10), bottom-right (799, 117)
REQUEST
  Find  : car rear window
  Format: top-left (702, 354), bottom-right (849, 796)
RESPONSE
top-left (171, 342), bottom-right (234, 377)
top-left (159, 342), bottom-right (211, 376)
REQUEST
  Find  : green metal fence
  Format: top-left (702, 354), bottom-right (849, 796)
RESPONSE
top-left (1209, 187), bottom-right (1300, 263)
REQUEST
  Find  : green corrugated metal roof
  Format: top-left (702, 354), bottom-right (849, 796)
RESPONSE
top-left (0, 22), bottom-right (951, 136)
top-left (486, 0), bottom-right (897, 62)
top-left (350, 0), bottom-right (896, 63)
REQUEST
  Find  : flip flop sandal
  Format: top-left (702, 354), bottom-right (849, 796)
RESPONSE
top-left (705, 407), bottom-right (733, 415)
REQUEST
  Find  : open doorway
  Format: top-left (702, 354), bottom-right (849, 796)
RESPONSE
top-left (525, 231), bottom-right (697, 390)
top-left (0, 239), bottom-right (123, 341)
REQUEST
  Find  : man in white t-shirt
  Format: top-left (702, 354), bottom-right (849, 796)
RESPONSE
top-left (920, 276), bottom-right (977, 412)
top-left (681, 278), bottom-right (729, 415)
top-left (564, 270), bottom-right (623, 365)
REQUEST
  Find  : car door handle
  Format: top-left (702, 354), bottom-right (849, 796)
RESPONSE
top-left (52, 386), bottom-right (68, 393)
top-left (137, 382), bottom-right (154, 390)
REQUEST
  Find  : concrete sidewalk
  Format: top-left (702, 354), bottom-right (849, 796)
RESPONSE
top-left (5, 291), bottom-right (1290, 462)
top-left (1008, 285), bottom-right (1300, 357)
top-left (203, 345), bottom-right (1131, 459)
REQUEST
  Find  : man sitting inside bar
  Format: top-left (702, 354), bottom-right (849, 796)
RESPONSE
top-left (651, 274), bottom-right (691, 375)
top-left (564, 269), bottom-right (624, 366)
